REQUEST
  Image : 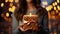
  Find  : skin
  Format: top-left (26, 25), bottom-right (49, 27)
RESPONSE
top-left (26, 0), bottom-right (32, 3)
top-left (26, 0), bottom-right (36, 12)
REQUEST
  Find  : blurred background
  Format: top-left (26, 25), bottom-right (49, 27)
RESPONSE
top-left (0, 0), bottom-right (60, 34)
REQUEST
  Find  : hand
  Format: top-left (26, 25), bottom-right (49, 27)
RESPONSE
top-left (18, 21), bottom-right (29, 32)
top-left (18, 25), bottom-right (28, 32)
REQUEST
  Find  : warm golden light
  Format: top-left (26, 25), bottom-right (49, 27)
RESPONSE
top-left (9, 6), bottom-right (16, 13)
top-left (56, 10), bottom-right (58, 13)
top-left (9, 3), bottom-right (13, 7)
top-left (54, 32), bottom-right (57, 34)
top-left (5, 0), bottom-right (9, 2)
top-left (48, 12), bottom-right (51, 19)
top-left (57, 6), bottom-right (60, 10)
top-left (57, 0), bottom-right (59, 3)
top-left (51, 15), bottom-right (56, 20)
top-left (30, 13), bottom-right (32, 17)
top-left (54, 2), bottom-right (57, 5)
top-left (46, 5), bottom-right (53, 11)
top-left (9, 7), bottom-right (12, 11)
top-left (15, 0), bottom-right (19, 3)
top-left (6, 13), bottom-right (9, 17)
top-left (9, 0), bottom-right (13, 2)
top-left (54, 7), bottom-right (56, 10)
top-left (11, 6), bottom-right (16, 12)
top-left (52, 3), bottom-right (55, 6)
top-left (1, 3), bottom-right (4, 7)
top-left (51, 11), bottom-right (55, 15)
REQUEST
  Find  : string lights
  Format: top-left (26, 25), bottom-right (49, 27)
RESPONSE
top-left (46, 0), bottom-right (60, 11)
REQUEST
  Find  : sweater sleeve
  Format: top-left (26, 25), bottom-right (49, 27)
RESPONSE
top-left (43, 13), bottom-right (49, 32)
top-left (11, 13), bottom-right (22, 34)
top-left (42, 10), bottom-right (49, 33)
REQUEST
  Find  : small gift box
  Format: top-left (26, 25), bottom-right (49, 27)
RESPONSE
top-left (22, 13), bottom-right (39, 31)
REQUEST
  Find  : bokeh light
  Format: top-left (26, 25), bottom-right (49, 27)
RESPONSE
top-left (46, 5), bottom-right (53, 11)
top-left (5, 0), bottom-right (9, 2)
top-left (6, 12), bottom-right (9, 17)
top-left (57, 0), bottom-right (59, 3)
top-left (9, 6), bottom-right (16, 13)
top-left (9, 3), bottom-right (13, 7)
top-left (54, 2), bottom-right (57, 6)
top-left (1, 3), bottom-right (4, 7)
top-left (54, 7), bottom-right (56, 10)
top-left (57, 5), bottom-right (60, 10)
top-left (52, 3), bottom-right (55, 7)
top-left (9, 7), bottom-right (12, 11)
top-left (15, 0), bottom-right (19, 3)
top-left (9, 0), bottom-right (14, 2)
top-left (11, 6), bottom-right (16, 12)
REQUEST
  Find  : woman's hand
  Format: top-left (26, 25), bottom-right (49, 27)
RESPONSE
top-left (18, 21), bottom-right (29, 32)
top-left (18, 20), bottom-right (39, 31)
top-left (18, 24), bottom-right (28, 32)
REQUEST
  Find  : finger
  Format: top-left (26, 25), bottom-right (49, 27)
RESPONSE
top-left (20, 27), bottom-right (28, 31)
top-left (23, 20), bottom-right (29, 23)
